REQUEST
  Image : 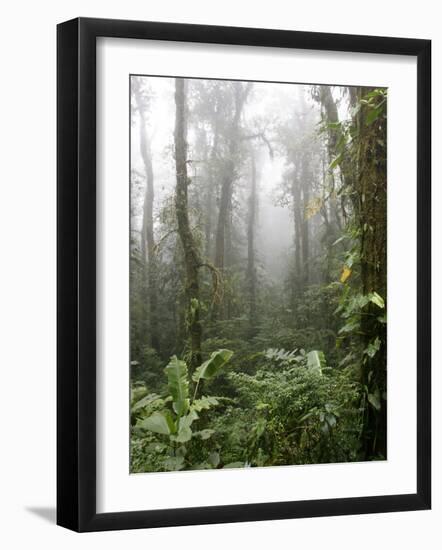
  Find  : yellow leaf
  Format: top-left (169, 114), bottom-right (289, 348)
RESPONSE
top-left (340, 266), bottom-right (352, 283)
top-left (304, 196), bottom-right (323, 220)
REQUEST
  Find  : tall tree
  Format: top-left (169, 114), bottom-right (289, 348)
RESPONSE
top-left (247, 152), bottom-right (258, 334)
top-left (353, 87), bottom-right (387, 459)
top-left (291, 161), bottom-right (303, 294)
top-left (174, 78), bottom-right (203, 368)
top-left (132, 77), bottom-right (159, 350)
top-left (300, 149), bottom-right (311, 287)
top-left (323, 85), bottom-right (388, 458)
top-left (213, 82), bottom-right (251, 318)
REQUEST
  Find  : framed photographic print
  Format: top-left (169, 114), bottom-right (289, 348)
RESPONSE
top-left (57, 17), bottom-right (431, 532)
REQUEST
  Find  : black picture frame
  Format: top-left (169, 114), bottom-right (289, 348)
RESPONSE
top-left (57, 17), bottom-right (431, 532)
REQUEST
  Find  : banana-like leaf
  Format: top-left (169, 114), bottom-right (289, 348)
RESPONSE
top-left (164, 355), bottom-right (190, 416)
top-left (172, 426), bottom-right (192, 443)
top-left (139, 410), bottom-right (175, 435)
top-left (171, 410), bottom-right (199, 443)
top-left (192, 349), bottom-right (233, 383)
top-left (307, 350), bottom-right (325, 375)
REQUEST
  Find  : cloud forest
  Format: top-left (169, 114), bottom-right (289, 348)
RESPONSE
top-left (129, 76), bottom-right (387, 473)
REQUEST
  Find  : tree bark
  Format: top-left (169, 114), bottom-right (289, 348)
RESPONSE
top-left (352, 87), bottom-right (387, 459)
top-left (174, 78), bottom-right (202, 368)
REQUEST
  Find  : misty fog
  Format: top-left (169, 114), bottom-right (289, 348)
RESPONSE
top-left (129, 75), bottom-right (387, 472)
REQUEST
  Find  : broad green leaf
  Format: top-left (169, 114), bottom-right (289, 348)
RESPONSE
top-left (192, 349), bottom-right (233, 382)
top-left (180, 409), bottom-right (199, 428)
top-left (164, 355), bottom-right (190, 416)
top-left (139, 411), bottom-right (175, 435)
top-left (307, 350), bottom-right (325, 375)
top-left (171, 410), bottom-right (199, 443)
top-left (172, 426), bottom-right (192, 443)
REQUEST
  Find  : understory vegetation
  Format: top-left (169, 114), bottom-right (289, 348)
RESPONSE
top-left (130, 77), bottom-right (387, 473)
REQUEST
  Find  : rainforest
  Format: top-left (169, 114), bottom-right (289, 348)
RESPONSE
top-left (130, 76), bottom-right (387, 473)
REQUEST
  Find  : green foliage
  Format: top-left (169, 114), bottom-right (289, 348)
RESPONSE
top-left (223, 350), bottom-right (362, 466)
top-left (192, 349), bottom-right (234, 382)
top-left (130, 83), bottom-right (387, 471)
top-left (165, 356), bottom-right (190, 416)
top-left (131, 350), bottom-right (233, 472)
top-left (307, 350), bottom-right (325, 374)
top-left (139, 410), bottom-right (175, 435)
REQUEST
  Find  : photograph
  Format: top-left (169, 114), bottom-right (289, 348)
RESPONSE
top-left (129, 75), bottom-right (387, 474)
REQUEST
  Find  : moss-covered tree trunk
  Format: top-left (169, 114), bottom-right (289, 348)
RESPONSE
top-left (354, 87), bottom-right (388, 459)
top-left (174, 78), bottom-right (202, 368)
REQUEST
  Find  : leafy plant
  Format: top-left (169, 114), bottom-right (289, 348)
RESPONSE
top-left (132, 349), bottom-right (234, 471)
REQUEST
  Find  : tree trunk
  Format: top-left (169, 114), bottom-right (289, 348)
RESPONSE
top-left (353, 87), bottom-right (388, 459)
top-left (205, 105), bottom-right (220, 259)
top-left (315, 86), bottom-right (344, 231)
top-left (133, 80), bottom-right (159, 350)
top-left (247, 153), bottom-right (258, 335)
top-left (213, 82), bottom-right (250, 319)
top-left (174, 78), bottom-right (202, 368)
top-left (291, 165), bottom-right (302, 308)
top-left (300, 152), bottom-right (310, 287)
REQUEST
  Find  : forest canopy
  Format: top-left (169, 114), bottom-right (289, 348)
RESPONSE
top-left (130, 76), bottom-right (387, 473)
